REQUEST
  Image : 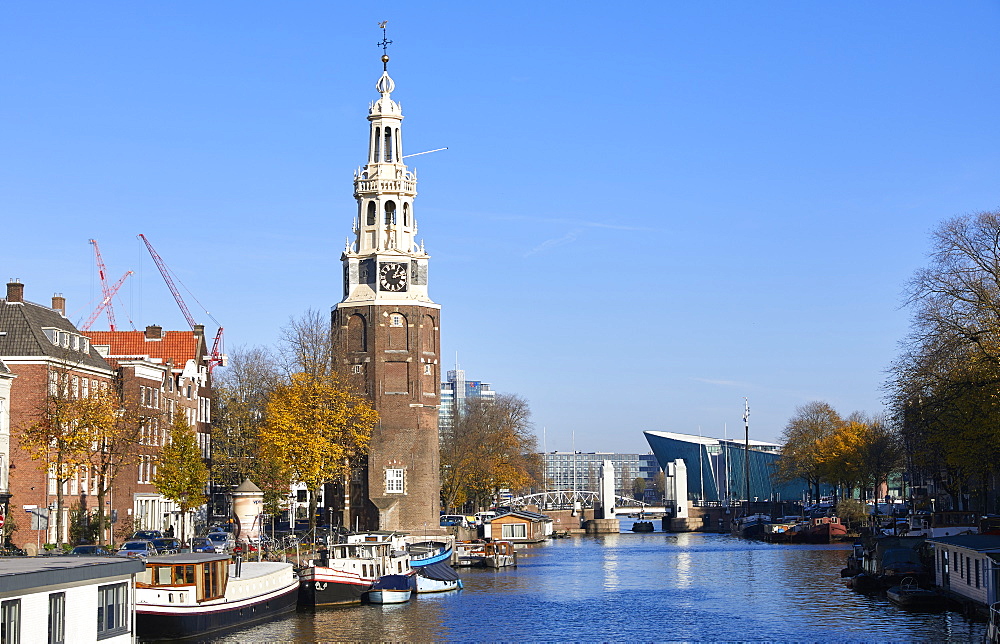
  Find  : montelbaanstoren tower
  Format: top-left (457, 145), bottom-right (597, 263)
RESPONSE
top-left (333, 33), bottom-right (441, 533)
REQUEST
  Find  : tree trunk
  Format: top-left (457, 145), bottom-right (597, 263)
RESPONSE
top-left (308, 487), bottom-right (318, 534)
top-left (55, 455), bottom-right (64, 547)
top-left (96, 482), bottom-right (107, 546)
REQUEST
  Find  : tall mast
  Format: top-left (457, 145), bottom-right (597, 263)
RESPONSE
top-left (743, 398), bottom-right (750, 517)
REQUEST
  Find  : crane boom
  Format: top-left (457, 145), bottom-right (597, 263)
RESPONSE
top-left (81, 271), bottom-right (133, 331)
top-left (137, 234), bottom-right (197, 330)
top-left (137, 233), bottom-right (226, 372)
top-left (89, 239), bottom-right (119, 330)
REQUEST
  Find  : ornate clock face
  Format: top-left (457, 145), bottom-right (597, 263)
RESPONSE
top-left (379, 262), bottom-right (408, 292)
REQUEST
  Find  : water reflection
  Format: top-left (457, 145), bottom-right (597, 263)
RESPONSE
top-left (209, 529), bottom-right (987, 642)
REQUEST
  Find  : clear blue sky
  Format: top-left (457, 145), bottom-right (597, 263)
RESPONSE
top-left (3, 2), bottom-right (999, 453)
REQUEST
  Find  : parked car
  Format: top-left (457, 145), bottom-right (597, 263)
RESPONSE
top-left (70, 545), bottom-right (112, 556)
top-left (205, 532), bottom-right (234, 553)
top-left (190, 537), bottom-right (215, 553)
top-left (116, 540), bottom-right (157, 560)
top-left (150, 537), bottom-right (181, 554)
top-left (131, 530), bottom-right (164, 541)
top-left (439, 514), bottom-right (467, 527)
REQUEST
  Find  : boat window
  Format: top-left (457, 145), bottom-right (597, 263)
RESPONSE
top-left (155, 566), bottom-right (171, 585)
top-left (174, 564), bottom-right (196, 585)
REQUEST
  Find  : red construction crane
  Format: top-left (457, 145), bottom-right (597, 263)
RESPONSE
top-left (88, 239), bottom-right (127, 331)
top-left (80, 270), bottom-right (133, 331)
top-left (137, 234), bottom-right (226, 372)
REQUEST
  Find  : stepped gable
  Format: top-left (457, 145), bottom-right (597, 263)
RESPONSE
top-left (0, 289), bottom-right (111, 372)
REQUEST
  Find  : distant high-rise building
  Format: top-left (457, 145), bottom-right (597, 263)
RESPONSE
top-left (438, 368), bottom-right (495, 441)
top-left (540, 451), bottom-right (661, 499)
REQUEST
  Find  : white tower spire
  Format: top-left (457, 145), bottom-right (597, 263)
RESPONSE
top-left (340, 50), bottom-right (434, 307)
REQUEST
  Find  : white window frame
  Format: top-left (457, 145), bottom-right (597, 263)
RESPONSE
top-left (385, 468), bottom-right (404, 494)
top-left (501, 523), bottom-right (527, 539)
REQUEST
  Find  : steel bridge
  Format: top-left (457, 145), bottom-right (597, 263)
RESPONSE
top-left (507, 490), bottom-right (650, 510)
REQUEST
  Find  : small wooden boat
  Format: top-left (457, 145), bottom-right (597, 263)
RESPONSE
top-left (367, 574), bottom-right (413, 604)
top-left (483, 540), bottom-right (516, 568)
top-left (135, 554), bottom-right (298, 641)
top-left (886, 577), bottom-right (943, 611)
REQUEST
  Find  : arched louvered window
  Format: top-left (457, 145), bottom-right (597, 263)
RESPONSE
top-left (367, 202), bottom-right (376, 226)
top-left (384, 128), bottom-right (393, 162)
top-left (385, 201), bottom-right (396, 225)
top-left (403, 203), bottom-right (410, 227)
top-left (373, 127), bottom-right (381, 163)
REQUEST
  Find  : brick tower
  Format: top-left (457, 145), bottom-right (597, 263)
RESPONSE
top-left (332, 49), bottom-right (441, 533)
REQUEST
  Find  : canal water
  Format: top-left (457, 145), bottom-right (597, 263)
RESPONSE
top-left (211, 520), bottom-right (986, 642)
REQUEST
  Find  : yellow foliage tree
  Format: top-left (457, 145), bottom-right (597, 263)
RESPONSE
top-left (75, 384), bottom-right (141, 544)
top-left (259, 372), bottom-right (378, 531)
top-left (20, 369), bottom-right (93, 546)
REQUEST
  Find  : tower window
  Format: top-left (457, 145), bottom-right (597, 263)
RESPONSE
top-left (395, 128), bottom-right (401, 162)
top-left (403, 203), bottom-right (410, 227)
top-left (366, 202), bottom-right (376, 226)
top-left (384, 201), bottom-right (396, 225)
top-left (390, 313), bottom-right (404, 327)
top-left (374, 127), bottom-right (381, 163)
top-left (385, 468), bottom-right (404, 494)
top-left (384, 127), bottom-right (393, 162)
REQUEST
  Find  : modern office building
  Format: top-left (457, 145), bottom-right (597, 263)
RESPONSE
top-left (540, 451), bottom-right (661, 498)
top-left (643, 430), bottom-right (819, 504)
top-left (438, 368), bottom-right (496, 441)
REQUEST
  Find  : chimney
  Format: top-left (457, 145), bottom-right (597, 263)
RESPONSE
top-left (145, 325), bottom-right (163, 340)
top-left (52, 293), bottom-right (66, 315)
top-left (193, 324), bottom-right (204, 339)
top-left (6, 280), bottom-right (24, 303)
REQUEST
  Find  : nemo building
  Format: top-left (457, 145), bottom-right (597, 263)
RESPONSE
top-left (331, 51), bottom-right (441, 533)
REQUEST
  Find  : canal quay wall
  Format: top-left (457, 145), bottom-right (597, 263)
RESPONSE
top-left (664, 502), bottom-right (805, 533)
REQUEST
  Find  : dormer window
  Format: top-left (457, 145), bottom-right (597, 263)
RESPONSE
top-left (43, 328), bottom-right (58, 345)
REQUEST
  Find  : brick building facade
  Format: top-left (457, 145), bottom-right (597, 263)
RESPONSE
top-left (0, 281), bottom-right (116, 547)
top-left (87, 326), bottom-right (213, 537)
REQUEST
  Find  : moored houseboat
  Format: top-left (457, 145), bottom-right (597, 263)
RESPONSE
top-left (454, 540), bottom-right (516, 568)
top-left (134, 553), bottom-right (298, 641)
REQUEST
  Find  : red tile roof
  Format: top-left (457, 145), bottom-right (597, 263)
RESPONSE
top-left (85, 331), bottom-right (204, 369)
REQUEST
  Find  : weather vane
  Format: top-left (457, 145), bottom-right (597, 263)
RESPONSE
top-left (377, 20), bottom-right (392, 56)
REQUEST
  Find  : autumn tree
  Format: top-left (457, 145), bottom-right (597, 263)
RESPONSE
top-left (258, 372), bottom-right (377, 532)
top-left (888, 210), bottom-right (1000, 511)
top-left (632, 477), bottom-right (647, 500)
top-left (440, 394), bottom-right (540, 511)
top-left (75, 383), bottom-right (141, 544)
top-left (775, 401), bottom-right (842, 502)
top-left (154, 411), bottom-right (209, 545)
top-left (20, 367), bottom-right (91, 546)
top-left (211, 346), bottom-right (281, 489)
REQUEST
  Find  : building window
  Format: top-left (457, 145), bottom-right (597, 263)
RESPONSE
top-left (385, 468), bottom-right (404, 494)
top-left (352, 365), bottom-right (363, 374)
top-left (1, 599), bottom-right (20, 644)
top-left (501, 523), bottom-right (527, 539)
top-left (97, 582), bottom-right (128, 639)
top-left (48, 593), bottom-right (65, 644)
top-left (424, 364), bottom-right (432, 375)
top-left (390, 314), bottom-right (404, 327)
